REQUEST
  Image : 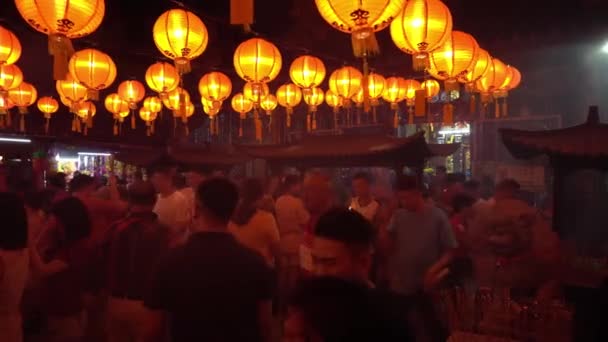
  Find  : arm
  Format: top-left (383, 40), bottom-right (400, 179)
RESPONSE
top-left (28, 242), bottom-right (68, 277)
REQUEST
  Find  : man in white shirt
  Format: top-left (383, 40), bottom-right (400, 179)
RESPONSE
top-left (180, 166), bottom-right (207, 220)
top-left (349, 172), bottom-right (380, 223)
top-left (150, 164), bottom-right (191, 247)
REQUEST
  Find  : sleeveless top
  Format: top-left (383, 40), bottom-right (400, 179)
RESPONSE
top-left (0, 249), bottom-right (29, 314)
top-left (349, 197), bottom-right (380, 222)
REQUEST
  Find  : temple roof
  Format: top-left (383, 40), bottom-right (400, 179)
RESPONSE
top-left (237, 132), bottom-right (460, 168)
top-left (114, 143), bottom-right (249, 168)
top-left (501, 106), bottom-right (608, 161)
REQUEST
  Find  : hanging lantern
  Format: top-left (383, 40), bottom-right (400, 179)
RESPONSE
top-left (328, 66), bottom-right (362, 106)
top-left (231, 93), bottom-right (253, 114)
top-left (139, 107), bottom-right (158, 136)
top-left (0, 26), bottom-right (22, 65)
top-left (117, 80), bottom-right (145, 109)
top-left (172, 101), bottom-right (194, 118)
top-left (14, 0), bottom-right (105, 80)
top-left (428, 31), bottom-right (480, 92)
top-left (367, 72), bottom-right (386, 104)
top-left (390, 0), bottom-right (453, 71)
top-left (37, 96), bottom-right (59, 133)
top-left (0, 64), bottom-right (23, 93)
top-left (198, 71), bottom-right (232, 108)
top-left (325, 89), bottom-right (343, 113)
top-left (68, 48), bottom-right (117, 100)
top-left (493, 65), bottom-right (522, 117)
top-left (243, 82), bottom-right (270, 106)
top-left (152, 9), bottom-right (208, 74)
top-left (260, 94), bottom-right (278, 116)
top-left (74, 100), bottom-right (96, 134)
top-left (352, 89), bottom-right (365, 107)
top-left (9, 81), bottom-right (37, 112)
top-left (203, 102), bottom-right (220, 116)
top-left (315, 0), bottom-right (406, 57)
top-left (105, 93), bottom-right (129, 114)
top-left (163, 87), bottom-right (191, 112)
top-left (289, 55), bottom-right (326, 94)
top-left (421, 79), bottom-right (440, 99)
top-left (304, 87), bottom-right (324, 112)
top-left (145, 62), bottom-right (179, 99)
top-left (0, 96), bottom-right (15, 117)
top-left (382, 77), bottom-right (409, 109)
top-left (276, 83), bottom-right (302, 127)
top-left (458, 48), bottom-right (491, 88)
top-left (143, 96), bottom-right (163, 113)
top-left (403, 79), bottom-right (420, 106)
top-left (233, 38), bottom-right (282, 86)
top-left (56, 73), bottom-right (88, 112)
top-left (476, 58), bottom-right (508, 98)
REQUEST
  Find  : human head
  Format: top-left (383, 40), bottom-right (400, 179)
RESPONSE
top-left (47, 172), bottom-right (67, 191)
top-left (436, 166), bottom-right (447, 178)
top-left (232, 178), bottom-right (264, 226)
top-left (304, 172), bottom-right (332, 214)
top-left (0, 192), bottom-right (28, 250)
top-left (282, 174), bottom-right (302, 196)
top-left (185, 166), bottom-right (207, 189)
top-left (149, 163), bottom-right (176, 195)
top-left (285, 277), bottom-right (412, 342)
top-left (495, 179), bottom-right (520, 201)
top-left (442, 177), bottom-right (465, 207)
top-left (127, 181), bottom-right (157, 211)
top-left (464, 179), bottom-right (481, 201)
top-left (312, 208), bottom-right (374, 282)
top-left (352, 172), bottom-right (372, 199)
top-left (395, 175), bottom-right (424, 212)
top-left (195, 177), bottom-right (239, 230)
top-left (49, 197), bottom-right (91, 244)
top-left (69, 174), bottom-right (96, 195)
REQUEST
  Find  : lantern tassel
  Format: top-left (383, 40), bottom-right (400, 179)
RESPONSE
top-left (502, 98), bottom-right (508, 117)
top-left (469, 93), bottom-right (476, 116)
top-left (83, 123), bottom-right (88, 136)
top-left (87, 113), bottom-right (93, 129)
top-left (71, 116), bottom-right (76, 132)
top-left (151, 120), bottom-right (155, 135)
top-left (76, 117), bottom-right (82, 133)
top-left (333, 109), bottom-right (339, 129)
top-left (184, 123), bottom-right (189, 136)
top-left (174, 57), bottom-right (191, 75)
top-left (18, 106), bottom-right (28, 114)
top-left (312, 112), bottom-right (317, 130)
top-left (239, 117), bottom-right (243, 137)
top-left (443, 104), bottom-right (454, 124)
top-left (5, 111), bottom-right (11, 127)
top-left (45, 117), bottom-right (50, 134)
top-left (113, 120), bottom-right (118, 136)
top-left (18, 114), bottom-right (25, 132)
top-left (255, 116), bottom-right (262, 142)
top-left (393, 110), bottom-right (399, 129)
top-left (494, 98), bottom-right (500, 118)
top-left (408, 108), bottom-right (414, 125)
top-left (361, 58), bottom-right (371, 113)
top-left (48, 34), bottom-right (74, 80)
top-left (87, 89), bottom-right (99, 101)
top-left (306, 114), bottom-right (311, 132)
top-left (131, 111), bottom-right (136, 129)
top-left (372, 106), bottom-right (377, 123)
top-left (0, 115), bottom-right (5, 129)
top-left (286, 108), bottom-right (292, 128)
top-left (351, 27), bottom-right (379, 58)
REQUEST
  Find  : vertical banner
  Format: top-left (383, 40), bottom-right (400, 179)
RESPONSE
top-left (230, 0), bottom-right (254, 25)
top-left (414, 89), bottom-right (426, 117)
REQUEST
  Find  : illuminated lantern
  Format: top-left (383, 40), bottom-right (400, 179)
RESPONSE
top-left (0, 64), bottom-right (23, 93)
top-left (198, 71), bottom-right (232, 108)
top-left (0, 96), bottom-right (14, 119)
top-left (231, 93), bottom-right (253, 138)
top-left (152, 9), bottom-right (208, 74)
top-left (105, 93), bottom-right (129, 115)
top-left (201, 100), bottom-right (221, 136)
top-left (117, 80), bottom-right (145, 109)
top-left (9, 81), bottom-right (37, 112)
top-left (145, 62), bottom-right (179, 99)
top-left (14, 0), bottom-right (105, 79)
top-left (0, 26), bottom-right (22, 65)
top-left (421, 79), bottom-right (440, 99)
top-left (390, 0), bottom-right (453, 71)
top-left (276, 83), bottom-right (302, 127)
top-left (233, 38), bottom-right (282, 86)
top-left (260, 94), bottom-right (278, 115)
top-left (73, 100), bottom-right (95, 134)
top-left (68, 48), bottom-right (117, 100)
top-left (315, 0), bottom-right (406, 57)
top-left (163, 87), bottom-right (191, 112)
top-left (37, 96), bottom-right (58, 133)
top-left (243, 82), bottom-right (270, 106)
top-left (403, 79), bottom-right (420, 105)
top-left (428, 31), bottom-right (480, 91)
top-left (458, 48), bottom-right (491, 88)
top-left (139, 108), bottom-right (158, 136)
top-left (304, 87), bottom-right (324, 131)
top-left (476, 57), bottom-right (508, 117)
top-left (289, 55), bottom-right (326, 94)
top-left (367, 72), bottom-right (386, 104)
top-left (56, 73), bottom-right (88, 111)
top-left (328, 66), bottom-right (362, 105)
top-left (493, 65), bottom-right (522, 117)
top-left (143, 96), bottom-right (163, 114)
top-left (325, 89), bottom-right (343, 113)
top-left (382, 77), bottom-right (408, 109)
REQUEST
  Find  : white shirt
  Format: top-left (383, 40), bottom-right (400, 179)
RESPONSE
top-left (154, 191), bottom-right (191, 244)
top-left (275, 194), bottom-right (310, 255)
top-left (349, 197), bottom-right (379, 222)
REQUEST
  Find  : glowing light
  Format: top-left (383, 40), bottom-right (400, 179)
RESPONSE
top-left (602, 41), bottom-right (608, 54)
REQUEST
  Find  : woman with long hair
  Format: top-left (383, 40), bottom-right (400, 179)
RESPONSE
top-left (0, 192), bottom-right (30, 342)
top-left (228, 178), bottom-right (280, 268)
top-left (29, 196), bottom-right (93, 341)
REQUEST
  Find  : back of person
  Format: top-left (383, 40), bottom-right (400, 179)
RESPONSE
top-left (147, 232), bottom-right (272, 341)
top-left (228, 210), bottom-right (279, 267)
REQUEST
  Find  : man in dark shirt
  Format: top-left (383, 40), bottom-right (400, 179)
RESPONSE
top-left (103, 181), bottom-right (170, 342)
top-left (145, 177), bottom-right (274, 342)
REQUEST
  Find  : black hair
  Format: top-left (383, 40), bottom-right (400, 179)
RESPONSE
top-left (196, 177), bottom-right (239, 223)
top-left (50, 197), bottom-right (91, 244)
top-left (352, 172), bottom-right (372, 183)
top-left (232, 178), bottom-right (264, 226)
top-left (128, 181), bottom-right (157, 207)
top-left (289, 277), bottom-right (413, 342)
top-left (395, 175), bottom-right (421, 192)
top-left (464, 179), bottom-right (480, 191)
top-left (0, 192), bottom-right (28, 250)
top-left (452, 193), bottom-right (476, 214)
top-left (69, 174), bottom-right (95, 193)
top-left (315, 207), bottom-right (375, 251)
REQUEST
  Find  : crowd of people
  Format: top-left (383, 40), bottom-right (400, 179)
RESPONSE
top-left (0, 164), bottom-right (565, 342)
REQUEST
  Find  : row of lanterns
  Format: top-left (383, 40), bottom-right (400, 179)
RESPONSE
top-left (0, 0), bottom-right (521, 139)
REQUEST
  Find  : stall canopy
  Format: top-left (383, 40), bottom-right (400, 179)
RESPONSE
top-left (236, 132), bottom-right (460, 169)
top-left (501, 106), bottom-right (608, 168)
top-left (114, 142), bottom-right (250, 169)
